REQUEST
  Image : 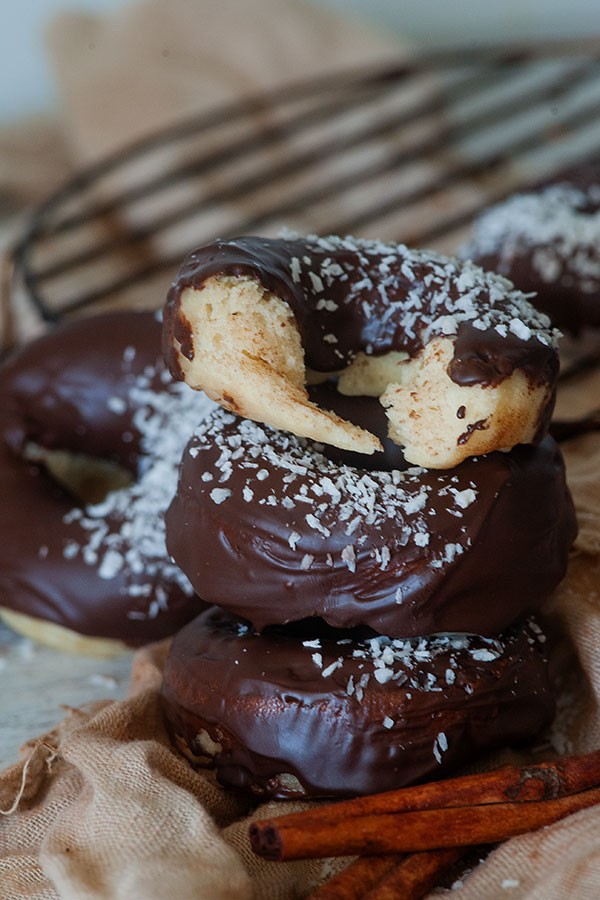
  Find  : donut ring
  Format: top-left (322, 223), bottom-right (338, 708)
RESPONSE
top-left (161, 607), bottom-right (555, 799)
top-left (165, 391), bottom-right (577, 637)
top-left (163, 235), bottom-right (560, 469)
top-left (0, 311), bottom-right (215, 654)
top-left (462, 164), bottom-right (600, 337)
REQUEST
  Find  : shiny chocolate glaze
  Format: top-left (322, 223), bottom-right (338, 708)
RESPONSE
top-left (163, 234), bottom-right (559, 390)
top-left (0, 311), bottom-right (212, 645)
top-left (161, 607), bottom-right (555, 799)
top-left (463, 164), bottom-right (600, 336)
top-left (165, 390), bottom-right (577, 637)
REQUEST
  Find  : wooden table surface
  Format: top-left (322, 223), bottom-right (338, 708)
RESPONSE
top-left (0, 620), bottom-right (133, 769)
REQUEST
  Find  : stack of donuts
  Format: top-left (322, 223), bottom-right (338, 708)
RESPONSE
top-left (0, 229), bottom-right (579, 797)
top-left (159, 233), bottom-right (577, 799)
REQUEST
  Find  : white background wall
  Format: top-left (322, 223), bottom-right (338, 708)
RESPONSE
top-left (2, 0), bottom-right (600, 122)
top-left (1, 0), bottom-right (126, 121)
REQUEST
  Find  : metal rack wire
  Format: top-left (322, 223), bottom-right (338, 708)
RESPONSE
top-left (4, 38), bottom-right (600, 351)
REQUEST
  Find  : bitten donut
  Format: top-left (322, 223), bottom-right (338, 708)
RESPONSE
top-left (161, 607), bottom-right (555, 799)
top-left (0, 311), bottom-right (214, 655)
top-left (163, 234), bottom-right (560, 469)
top-left (462, 164), bottom-right (600, 337)
top-left (165, 387), bottom-right (577, 637)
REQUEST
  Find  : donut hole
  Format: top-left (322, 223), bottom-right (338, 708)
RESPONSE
top-left (307, 381), bottom-right (410, 472)
top-left (336, 350), bottom-right (412, 397)
top-left (23, 442), bottom-right (133, 505)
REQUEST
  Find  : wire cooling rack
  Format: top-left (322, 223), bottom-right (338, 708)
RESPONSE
top-left (4, 38), bottom-right (600, 352)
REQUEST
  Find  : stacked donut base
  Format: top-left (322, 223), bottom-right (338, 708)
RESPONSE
top-left (160, 392), bottom-right (572, 799)
top-left (162, 608), bottom-right (555, 800)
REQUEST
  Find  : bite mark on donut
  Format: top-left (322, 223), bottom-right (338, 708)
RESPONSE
top-left (175, 277), bottom-right (382, 455)
top-left (380, 337), bottom-right (554, 468)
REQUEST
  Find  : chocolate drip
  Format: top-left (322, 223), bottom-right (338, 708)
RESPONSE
top-left (449, 325), bottom-right (558, 388)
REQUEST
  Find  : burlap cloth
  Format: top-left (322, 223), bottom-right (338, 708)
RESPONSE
top-left (1, 2), bottom-right (600, 897)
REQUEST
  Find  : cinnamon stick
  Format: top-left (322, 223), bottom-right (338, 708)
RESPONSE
top-left (250, 783), bottom-right (600, 861)
top-left (308, 849), bottom-right (465, 900)
top-left (308, 855), bottom-right (404, 900)
top-left (363, 848), bottom-right (466, 900)
top-left (250, 748), bottom-right (600, 861)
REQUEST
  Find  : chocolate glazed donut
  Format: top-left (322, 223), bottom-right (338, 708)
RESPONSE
top-left (161, 607), bottom-right (556, 799)
top-left (162, 235), bottom-right (560, 468)
top-left (164, 234), bottom-right (558, 386)
top-left (0, 311), bottom-right (214, 650)
top-left (165, 386), bottom-right (577, 638)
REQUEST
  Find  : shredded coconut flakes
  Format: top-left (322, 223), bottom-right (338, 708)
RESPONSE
top-left (63, 364), bottom-right (216, 615)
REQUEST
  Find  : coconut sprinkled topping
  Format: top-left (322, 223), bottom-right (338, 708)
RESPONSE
top-left (63, 358), bottom-right (215, 613)
top-left (433, 731), bottom-right (449, 764)
top-left (239, 619), bottom-right (546, 700)
top-left (462, 184), bottom-right (600, 292)
top-left (187, 407), bottom-right (480, 575)
top-left (284, 233), bottom-right (558, 349)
